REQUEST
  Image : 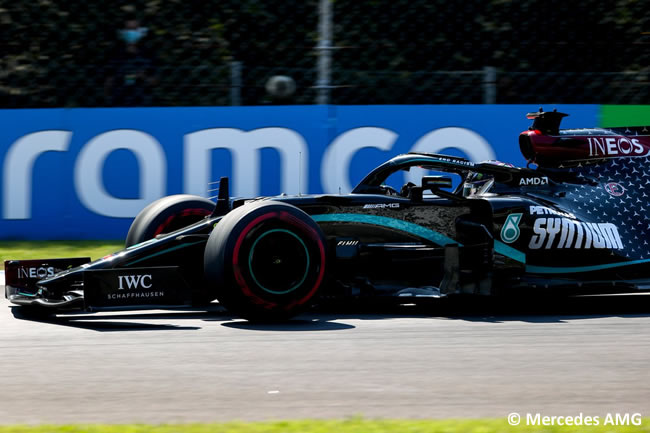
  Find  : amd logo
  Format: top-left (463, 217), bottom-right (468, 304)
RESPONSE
top-left (18, 266), bottom-right (55, 279)
top-left (118, 274), bottom-right (153, 290)
top-left (519, 176), bottom-right (549, 186)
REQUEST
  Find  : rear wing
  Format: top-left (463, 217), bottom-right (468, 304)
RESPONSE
top-left (527, 108), bottom-right (569, 135)
top-left (521, 109), bottom-right (650, 166)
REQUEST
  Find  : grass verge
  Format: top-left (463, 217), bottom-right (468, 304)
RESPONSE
top-left (1, 241), bottom-right (124, 270)
top-left (0, 419), bottom-right (649, 433)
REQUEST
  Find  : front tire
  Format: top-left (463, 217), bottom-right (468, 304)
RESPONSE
top-left (204, 200), bottom-right (327, 321)
top-left (125, 194), bottom-right (215, 248)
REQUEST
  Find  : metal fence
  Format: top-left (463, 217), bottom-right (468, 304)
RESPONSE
top-left (1, 0), bottom-right (649, 107)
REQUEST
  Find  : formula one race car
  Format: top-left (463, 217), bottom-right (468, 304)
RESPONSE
top-left (5, 109), bottom-right (650, 320)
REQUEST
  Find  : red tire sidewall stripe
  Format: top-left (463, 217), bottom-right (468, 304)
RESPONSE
top-left (278, 211), bottom-right (326, 310)
top-left (153, 208), bottom-right (211, 237)
top-left (231, 209), bottom-right (326, 311)
top-left (232, 212), bottom-right (278, 309)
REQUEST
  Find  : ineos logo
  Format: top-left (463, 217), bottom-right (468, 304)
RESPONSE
top-left (588, 137), bottom-right (644, 156)
top-left (18, 267), bottom-right (55, 279)
top-left (118, 274), bottom-right (153, 290)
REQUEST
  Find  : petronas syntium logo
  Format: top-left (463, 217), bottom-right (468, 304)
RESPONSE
top-left (501, 213), bottom-right (523, 244)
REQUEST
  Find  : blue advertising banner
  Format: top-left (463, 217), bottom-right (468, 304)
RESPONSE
top-left (0, 105), bottom-right (598, 240)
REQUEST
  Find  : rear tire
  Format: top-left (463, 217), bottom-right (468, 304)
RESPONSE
top-left (204, 200), bottom-right (327, 321)
top-left (125, 195), bottom-right (214, 248)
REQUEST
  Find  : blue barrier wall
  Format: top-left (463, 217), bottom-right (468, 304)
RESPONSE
top-left (0, 105), bottom-right (598, 240)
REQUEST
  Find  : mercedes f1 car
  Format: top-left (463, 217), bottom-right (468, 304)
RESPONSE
top-left (5, 109), bottom-right (650, 320)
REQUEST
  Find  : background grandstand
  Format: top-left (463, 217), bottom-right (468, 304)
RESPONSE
top-left (1, 0), bottom-right (648, 107)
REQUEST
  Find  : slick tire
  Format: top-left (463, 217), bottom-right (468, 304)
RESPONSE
top-left (125, 195), bottom-right (215, 248)
top-left (204, 200), bottom-right (327, 321)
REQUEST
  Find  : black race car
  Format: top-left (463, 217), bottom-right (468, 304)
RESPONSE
top-left (5, 109), bottom-right (650, 320)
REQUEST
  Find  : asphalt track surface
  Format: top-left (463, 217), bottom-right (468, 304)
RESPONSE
top-left (1, 280), bottom-right (650, 424)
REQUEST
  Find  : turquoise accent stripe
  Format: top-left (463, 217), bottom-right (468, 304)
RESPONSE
top-left (526, 258), bottom-right (650, 274)
top-left (126, 240), bottom-right (205, 266)
top-left (494, 240), bottom-right (526, 263)
top-left (312, 213), bottom-right (461, 246)
top-left (312, 213), bottom-right (650, 274)
top-left (493, 241), bottom-right (650, 273)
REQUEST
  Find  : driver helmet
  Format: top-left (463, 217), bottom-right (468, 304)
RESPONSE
top-left (463, 160), bottom-right (513, 196)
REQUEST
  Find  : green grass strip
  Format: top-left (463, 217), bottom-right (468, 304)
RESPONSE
top-left (600, 105), bottom-right (650, 127)
top-left (1, 241), bottom-right (124, 270)
top-left (0, 419), bottom-right (649, 433)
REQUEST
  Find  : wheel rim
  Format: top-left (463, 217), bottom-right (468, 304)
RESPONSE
top-left (247, 229), bottom-right (310, 295)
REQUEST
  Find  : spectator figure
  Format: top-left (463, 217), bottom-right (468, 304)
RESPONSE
top-left (105, 17), bottom-right (157, 106)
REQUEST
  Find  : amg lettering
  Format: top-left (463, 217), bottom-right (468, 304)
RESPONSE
top-left (604, 413), bottom-right (642, 426)
top-left (118, 274), bottom-right (153, 290)
top-left (363, 203), bottom-right (400, 209)
top-left (529, 218), bottom-right (623, 250)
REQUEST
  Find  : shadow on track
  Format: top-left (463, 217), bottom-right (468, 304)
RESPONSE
top-left (8, 304), bottom-right (236, 332)
top-left (10, 306), bottom-right (204, 331)
top-left (9, 303), bottom-right (356, 332)
top-left (311, 293), bottom-right (650, 324)
top-left (414, 293), bottom-right (650, 323)
top-left (8, 293), bottom-right (650, 331)
top-left (220, 319), bottom-right (355, 331)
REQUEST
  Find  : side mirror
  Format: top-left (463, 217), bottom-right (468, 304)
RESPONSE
top-left (422, 175), bottom-right (452, 192)
top-left (420, 175), bottom-right (462, 201)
